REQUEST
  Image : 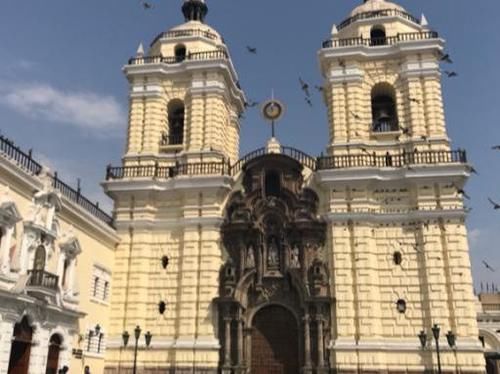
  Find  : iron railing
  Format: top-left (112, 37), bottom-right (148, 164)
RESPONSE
top-left (316, 150), bottom-right (467, 170)
top-left (129, 49), bottom-right (229, 65)
top-left (150, 28), bottom-right (219, 46)
top-left (27, 270), bottom-right (59, 291)
top-left (338, 9), bottom-right (420, 30)
top-left (0, 135), bottom-right (113, 227)
top-left (106, 149), bottom-right (468, 180)
top-left (0, 135), bottom-right (42, 175)
top-left (160, 133), bottom-right (183, 146)
top-left (372, 121), bottom-right (399, 133)
top-left (52, 174), bottom-right (113, 226)
top-left (322, 31), bottom-right (438, 49)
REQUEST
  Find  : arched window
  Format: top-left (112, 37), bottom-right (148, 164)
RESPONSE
top-left (174, 44), bottom-right (187, 62)
top-left (8, 317), bottom-right (33, 374)
top-left (264, 170), bottom-right (281, 197)
top-left (45, 334), bottom-right (62, 374)
top-left (370, 25), bottom-right (387, 46)
top-left (33, 245), bottom-right (46, 271)
top-left (165, 100), bottom-right (185, 145)
top-left (371, 83), bottom-right (398, 132)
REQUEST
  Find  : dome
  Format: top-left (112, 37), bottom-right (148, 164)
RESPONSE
top-left (350, 0), bottom-right (406, 17)
top-left (168, 20), bottom-right (222, 42)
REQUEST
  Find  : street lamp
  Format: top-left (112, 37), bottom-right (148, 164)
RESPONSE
top-left (431, 324), bottom-right (442, 374)
top-left (122, 326), bottom-right (152, 374)
top-left (419, 325), bottom-right (457, 374)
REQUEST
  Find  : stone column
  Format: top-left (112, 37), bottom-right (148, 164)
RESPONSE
top-left (223, 317), bottom-right (232, 370)
top-left (66, 257), bottom-right (76, 295)
top-left (0, 320), bottom-right (15, 373)
top-left (317, 316), bottom-right (325, 369)
top-left (303, 313), bottom-right (312, 372)
top-left (236, 318), bottom-right (244, 373)
top-left (56, 252), bottom-right (66, 289)
top-left (244, 327), bottom-right (252, 370)
top-left (0, 226), bottom-right (13, 274)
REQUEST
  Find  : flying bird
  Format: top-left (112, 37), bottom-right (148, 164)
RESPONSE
top-left (141, 1), bottom-right (153, 9)
top-left (305, 97), bottom-right (313, 107)
top-left (350, 111), bottom-right (361, 120)
top-left (488, 198), bottom-right (500, 210)
top-left (399, 125), bottom-right (410, 135)
top-left (246, 46), bottom-right (257, 54)
top-left (453, 184), bottom-right (470, 200)
top-left (315, 85), bottom-right (324, 93)
top-left (444, 71), bottom-right (458, 78)
top-left (244, 100), bottom-right (259, 108)
top-left (440, 53), bottom-right (453, 64)
top-left (299, 77), bottom-right (310, 97)
top-left (482, 260), bottom-right (496, 272)
top-left (409, 97), bottom-right (421, 104)
top-left (492, 145), bottom-right (500, 150)
top-left (467, 165), bottom-right (479, 175)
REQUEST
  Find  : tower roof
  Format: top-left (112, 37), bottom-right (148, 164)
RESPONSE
top-left (182, 0), bottom-right (208, 23)
top-left (350, 0), bottom-right (406, 17)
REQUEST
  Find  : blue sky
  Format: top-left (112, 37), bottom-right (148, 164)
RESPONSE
top-left (0, 0), bottom-right (499, 288)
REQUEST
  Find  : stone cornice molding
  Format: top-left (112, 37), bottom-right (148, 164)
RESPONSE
top-left (322, 208), bottom-right (466, 224)
top-left (114, 216), bottom-right (224, 231)
top-left (316, 164), bottom-right (469, 185)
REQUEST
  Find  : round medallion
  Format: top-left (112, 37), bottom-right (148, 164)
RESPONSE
top-left (261, 99), bottom-right (285, 122)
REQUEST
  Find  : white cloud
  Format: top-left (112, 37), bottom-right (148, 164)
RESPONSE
top-left (0, 82), bottom-right (126, 137)
top-left (468, 228), bottom-right (481, 248)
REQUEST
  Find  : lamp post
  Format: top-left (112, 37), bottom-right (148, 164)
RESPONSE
top-left (431, 324), bottom-right (442, 374)
top-left (122, 326), bottom-right (152, 374)
top-left (419, 325), bottom-right (456, 374)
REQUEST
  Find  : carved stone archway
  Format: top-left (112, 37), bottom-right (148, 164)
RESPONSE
top-left (216, 154), bottom-right (332, 374)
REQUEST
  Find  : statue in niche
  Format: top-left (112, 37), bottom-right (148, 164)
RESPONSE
top-left (290, 244), bottom-right (300, 268)
top-left (267, 236), bottom-right (280, 267)
top-left (246, 244), bottom-right (255, 269)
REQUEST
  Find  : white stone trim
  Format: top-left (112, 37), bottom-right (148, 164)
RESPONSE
top-left (323, 208), bottom-right (466, 223)
top-left (115, 216), bottom-right (224, 231)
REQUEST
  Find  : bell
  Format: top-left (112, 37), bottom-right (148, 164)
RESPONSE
top-left (375, 108), bottom-right (392, 123)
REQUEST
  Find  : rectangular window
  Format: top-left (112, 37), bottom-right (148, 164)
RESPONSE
top-left (90, 265), bottom-right (111, 303)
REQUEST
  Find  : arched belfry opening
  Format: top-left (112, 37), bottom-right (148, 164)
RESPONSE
top-left (216, 154), bottom-right (332, 374)
top-left (166, 99), bottom-right (185, 145)
top-left (174, 44), bottom-right (187, 62)
top-left (371, 82), bottom-right (398, 132)
top-left (370, 25), bottom-right (387, 45)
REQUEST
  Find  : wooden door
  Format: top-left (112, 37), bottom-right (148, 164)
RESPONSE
top-left (251, 305), bottom-right (299, 374)
top-left (8, 317), bottom-right (33, 374)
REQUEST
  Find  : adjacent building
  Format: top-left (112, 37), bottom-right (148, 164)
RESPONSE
top-left (0, 136), bottom-right (119, 374)
top-left (478, 292), bottom-right (500, 374)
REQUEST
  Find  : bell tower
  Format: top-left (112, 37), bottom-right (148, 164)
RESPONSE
top-left (319, 0), bottom-right (447, 157)
top-left (316, 1), bottom-right (485, 373)
top-left (124, 0), bottom-right (245, 165)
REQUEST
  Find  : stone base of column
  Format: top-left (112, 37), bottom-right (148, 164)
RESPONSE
top-left (316, 366), bottom-right (330, 374)
top-left (301, 365), bottom-right (314, 374)
top-left (233, 365), bottom-right (247, 374)
top-left (221, 366), bottom-right (233, 374)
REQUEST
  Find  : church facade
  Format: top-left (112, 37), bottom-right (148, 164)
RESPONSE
top-left (102, 0), bottom-right (486, 373)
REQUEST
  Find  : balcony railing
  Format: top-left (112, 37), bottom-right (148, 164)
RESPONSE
top-left (338, 9), bottom-right (420, 31)
top-left (322, 31), bottom-right (439, 49)
top-left (0, 134), bottom-right (113, 227)
top-left (128, 50), bottom-right (229, 65)
top-left (107, 149), bottom-right (467, 180)
top-left (316, 150), bottom-right (467, 170)
top-left (27, 270), bottom-right (59, 291)
top-left (160, 133), bottom-right (183, 146)
top-left (372, 121), bottom-right (399, 133)
top-left (106, 160), bottom-right (231, 180)
top-left (0, 135), bottom-right (42, 175)
top-left (150, 28), bottom-right (219, 46)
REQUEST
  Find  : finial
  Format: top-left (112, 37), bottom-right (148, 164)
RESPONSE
top-left (136, 43), bottom-right (145, 57)
top-left (331, 24), bottom-right (338, 36)
top-left (420, 13), bottom-right (429, 27)
top-left (182, 0), bottom-right (208, 23)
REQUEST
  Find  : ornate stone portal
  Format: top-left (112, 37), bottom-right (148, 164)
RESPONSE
top-left (216, 154), bottom-right (332, 374)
